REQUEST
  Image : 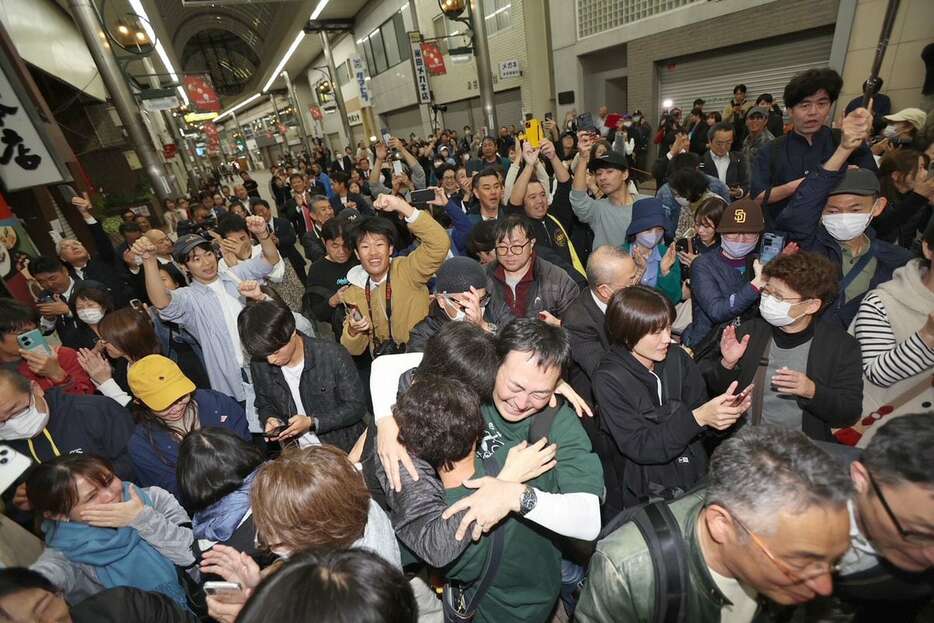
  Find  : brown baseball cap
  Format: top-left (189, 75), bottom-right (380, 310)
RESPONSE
top-left (717, 199), bottom-right (764, 234)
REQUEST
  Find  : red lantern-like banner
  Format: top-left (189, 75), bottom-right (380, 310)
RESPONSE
top-left (420, 42), bottom-right (446, 76)
top-left (183, 74), bottom-right (221, 113)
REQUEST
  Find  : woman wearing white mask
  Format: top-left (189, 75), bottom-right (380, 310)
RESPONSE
top-left (622, 198), bottom-right (681, 305)
top-left (683, 199), bottom-right (766, 349)
top-left (701, 251), bottom-right (862, 442)
top-left (72, 281), bottom-right (113, 346)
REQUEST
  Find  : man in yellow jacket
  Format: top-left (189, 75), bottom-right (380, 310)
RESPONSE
top-left (340, 193), bottom-right (450, 356)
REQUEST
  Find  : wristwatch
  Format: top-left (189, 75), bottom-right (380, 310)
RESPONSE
top-left (518, 486), bottom-right (537, 516)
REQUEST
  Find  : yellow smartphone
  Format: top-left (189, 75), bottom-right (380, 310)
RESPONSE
top-left (524, 119), bottom-right (543, 148)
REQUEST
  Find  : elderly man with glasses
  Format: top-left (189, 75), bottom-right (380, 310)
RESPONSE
top-left (578, 425), bottom-right (852, 623)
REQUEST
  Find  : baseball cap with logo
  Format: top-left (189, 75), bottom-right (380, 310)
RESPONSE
top-left (128, 355), bottom-right (196, 412)
top-left (717, 199), bottom-right (764, 234)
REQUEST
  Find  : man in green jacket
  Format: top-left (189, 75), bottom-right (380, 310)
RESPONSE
top-left (577, 426), bottom-right (852, 623)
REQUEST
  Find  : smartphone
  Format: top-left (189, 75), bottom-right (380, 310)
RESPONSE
top-left (17, 329), bottom-right (52, 356)
top-left (576, 112), bottom-right (596, 133)
top-left (203, 581), bottom-right (242, 596)
top-left (675, 238), bottom-right (690, 254)
top-left (759, 232), bottom-right (785, 264)
top-left (524, 119), bottom-right (543, 148)
top-left (410, 188), bottom-right (436, 210)
top-left (264, 424), bottom-right (289, 439)
top-left (543, 112), bottom-right (553, 121)
top-left (0, 445), bottom-right (31, 495)
top-left (380, 128), bottom-right (392, 146)
top-left (731, 383), bottom-right (755, 407)
top-left (130, 298), bottom-right (143, 311)
top-left (36, 292), bottom-right (54, 304)
top-left (344, 302), bottom-right (363, 323)
top-left (604, 113), bottom-right (622, 129)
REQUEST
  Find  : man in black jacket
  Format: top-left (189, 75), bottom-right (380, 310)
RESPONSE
top-left (56, 194), bottom-right (133, 305)
top-left (239, 300), bottom-right (366, 452)
top-left (563, 246), bottom-right (636, 404)
top-left (328, 171), bottom-right (372, 214)
top-left (250, 199), bottom-right (307, 281)
top-left (701, 252), bottom-right (862, 442)
top-left (30, 256), bottom-right (85, 350)
top-left (699, 121), bottom-right (749, 199)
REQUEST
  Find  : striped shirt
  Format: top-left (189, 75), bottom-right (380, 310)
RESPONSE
top-left (852, 292), bottom-right (934, 388)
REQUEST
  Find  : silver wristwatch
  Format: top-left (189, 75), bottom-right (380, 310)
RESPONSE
top-left (518, 486), bottom-right (537, 516)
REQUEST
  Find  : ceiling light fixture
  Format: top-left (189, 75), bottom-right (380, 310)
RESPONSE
top-left (261, 0), bottom-right (331, 93)
top-left (127, 0), bottom-right (189, 106)
top-left (262, 31), bottom-right (305, 93)
top-left (214, 93), bottom-right (261, 122)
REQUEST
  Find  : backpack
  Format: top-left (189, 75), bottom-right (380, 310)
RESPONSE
top-left (597, 500), bottom-right (690, 623)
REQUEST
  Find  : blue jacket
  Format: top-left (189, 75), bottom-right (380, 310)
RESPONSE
top-left (773, 166), bottom-right (912, 327)
top-left (444, 197), bottom-right (475, 255)
top-left (656, 175), bottom-right (731, 235)
top-left (129, 389), bottom-right (250, 497)
top-left (683, 249), bottom-right (760, 347)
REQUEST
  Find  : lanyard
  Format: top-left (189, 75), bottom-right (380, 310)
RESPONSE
top-left (27, 427), bottom-right (61, 463)
top-left (365, 270), bottom-right (393, 344)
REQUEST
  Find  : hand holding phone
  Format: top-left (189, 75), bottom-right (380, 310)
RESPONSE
top-left (204, 581), bottom-right (242, 596)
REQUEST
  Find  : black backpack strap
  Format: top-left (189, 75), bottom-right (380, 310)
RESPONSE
top-left (632, 502), bottom-right (689, 623)
top-left (442, 453), bottom-right (508, 622)
top-left (528, 397), bottom-right (563, 443)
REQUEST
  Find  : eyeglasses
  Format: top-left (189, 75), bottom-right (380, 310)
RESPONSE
top-left (495, 239), bottom-right (532, 256)
top-left (731, 511), bottom-right (841, 584)
top-left (761, 289), bottom-right (804, 304)
top-left (866, 469), bottom-right (934, 545)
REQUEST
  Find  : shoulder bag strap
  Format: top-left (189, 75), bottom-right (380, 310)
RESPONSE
top-left (443, 454), bottom-right (507, 621)
top-left (528, 397), bottom-right (563, 443)
top-left (633, 501), bottom-right (689, 623)
top-left (749, 339), bottom-right (772, 426)
top-left (364, 271), bottom-right (394, 344)
top-left (838, 240), bottom-right (875, 294)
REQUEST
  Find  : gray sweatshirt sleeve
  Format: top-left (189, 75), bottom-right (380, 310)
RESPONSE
top-left (129, 486), bottom-right (195, 567)
top-left (410, 162), bottom-right (427, 189)
top-left (31, 548), bottom-right (82, 595)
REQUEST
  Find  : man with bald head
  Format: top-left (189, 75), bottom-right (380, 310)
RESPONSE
top-left (562, 245), bottom-right (637, 401)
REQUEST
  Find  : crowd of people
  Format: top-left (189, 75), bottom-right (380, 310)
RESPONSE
top-left (0, 66), bottom-right (932, 623)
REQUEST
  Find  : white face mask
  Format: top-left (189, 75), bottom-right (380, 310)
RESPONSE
top-left (0, 397), bottom-right (49, 440)
top-left (720, 238), bottom-right (758, 259)
top-left (636, 230), bottom-right (663, 249)
top-left (674, 196), bottom-right (690, 207)
top-left (759, 293), bottom-right (805, 327)
top-left (881, 125), bottom-right (900, 139)
top-left (77, 307), bottom-right (105, 325)
top-left (821, 211), bottom-right (873, 241)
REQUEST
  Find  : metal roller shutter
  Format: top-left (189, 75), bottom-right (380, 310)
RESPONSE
top-left (658, 30), bottom-right (833, 115)
top-left (382, 105), bottom-right (424, 140)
